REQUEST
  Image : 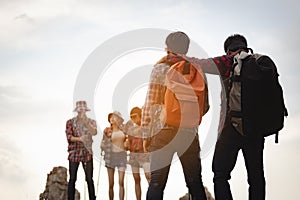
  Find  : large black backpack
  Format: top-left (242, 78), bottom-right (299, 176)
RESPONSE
top-left (228, 52), bottom-right (288, 142)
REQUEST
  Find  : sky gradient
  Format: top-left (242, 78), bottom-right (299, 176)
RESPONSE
top-left (0, 0), bottom-right (299, 199)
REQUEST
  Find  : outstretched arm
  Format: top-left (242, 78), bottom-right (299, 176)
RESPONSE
top-left (183, 55), bottom-right (233, 75)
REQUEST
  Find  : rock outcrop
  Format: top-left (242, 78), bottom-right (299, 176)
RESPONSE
top-left (40, 166), bottom-right (80, 200)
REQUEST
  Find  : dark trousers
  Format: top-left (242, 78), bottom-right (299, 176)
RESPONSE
top-left (212, 121), bottom-right (266, 200)
top-left (146, 125), bottom-right (207, 200)
top-left (68, 160), bottom-right (96, 200)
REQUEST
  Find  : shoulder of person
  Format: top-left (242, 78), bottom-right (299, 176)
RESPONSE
top-left (66, 117), bottom-right (76, 124)
top-left (252, 53), bottom-right (279, 76)
top-left (255, 54), bottom-right (274, 64)
top-left (88, 118), bottom-right (97, 124)
top-left (103, 127), bottom-right (112, 136)
top-left (125, 119), bottom-right (133, 126)
top-left (124, 120), bottom-right (133, 131)
top-left (254, 54), bottom-right (277, 68)
top-left (153, 63), bottom-right (169, 72)
top-left (151, 63), bottom-right (170, 79)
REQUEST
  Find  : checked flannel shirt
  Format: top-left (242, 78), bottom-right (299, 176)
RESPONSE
top-left (65, 117), bottom-right (97, 162)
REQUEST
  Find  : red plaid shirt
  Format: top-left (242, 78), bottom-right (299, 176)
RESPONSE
top-left (141, 63), bottom-right (169, 126)
top-left (185, 55), bottom-right (233, 77)
top-left (65, 117), bottom-right (97, 162)
top-left (141, 54), bottom-right (233, 136)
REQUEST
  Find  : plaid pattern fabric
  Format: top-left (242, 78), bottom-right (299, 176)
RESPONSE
top-left (141, 63), bottom-right (169, 139)
top-left (141, 63), bottom-right (169, 127)
top-left (184, 55), bottom-right (233, 77)
top-left (65, 117), bottom-right (97, 162)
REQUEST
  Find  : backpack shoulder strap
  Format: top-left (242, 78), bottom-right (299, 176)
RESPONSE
top-left (252, 53), bottom-right (263, 60)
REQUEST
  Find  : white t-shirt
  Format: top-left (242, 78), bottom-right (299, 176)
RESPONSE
top-left (111, 130), bottom-right (126, 152)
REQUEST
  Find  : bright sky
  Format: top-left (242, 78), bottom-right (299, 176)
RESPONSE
top-left (1, 0), bottom-right (300, 199)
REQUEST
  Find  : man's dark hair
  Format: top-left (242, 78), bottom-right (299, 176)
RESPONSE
top-left (224, 34), bottom-right (248, 53)
top-left (165, 31), bottom-right (190, 54)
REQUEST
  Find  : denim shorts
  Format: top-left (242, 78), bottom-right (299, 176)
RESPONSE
top-left (105, 151), bottom-right (127, 169)
top-left (128, 152), bottom-right (150, 168)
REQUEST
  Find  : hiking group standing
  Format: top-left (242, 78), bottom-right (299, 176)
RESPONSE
top-left (65, 31), bottom-right (287, 200)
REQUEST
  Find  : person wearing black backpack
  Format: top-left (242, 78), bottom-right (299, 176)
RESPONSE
top-left (182, 34), bottom-right (287, 200)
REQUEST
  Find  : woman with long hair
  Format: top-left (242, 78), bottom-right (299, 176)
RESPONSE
top-left (101, 111), bottom-right (127, 200)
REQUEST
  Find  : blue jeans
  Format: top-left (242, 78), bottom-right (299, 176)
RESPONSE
top-left (212, 120), bottom-right (265, 200)
top-left (146, 125), bottom-right (207, 200)
top-left (68, 160), bottom-right (96, 200)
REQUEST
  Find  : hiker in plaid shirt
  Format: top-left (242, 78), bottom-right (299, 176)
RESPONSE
top-left (66, 101), bottom-right (97, 200)
top-left (124, 107), bottom-right (150, 200)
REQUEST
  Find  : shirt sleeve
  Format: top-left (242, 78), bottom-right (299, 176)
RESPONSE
top-left (184, 55), bottom-right (233, 76)
top-left (141, 65), bottom-right (166, 127)
top-left (65, 119), bottom-right (73, 142)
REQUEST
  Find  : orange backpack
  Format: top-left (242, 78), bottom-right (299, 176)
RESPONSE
top-left (162, 60), bottom-right (208, 128)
